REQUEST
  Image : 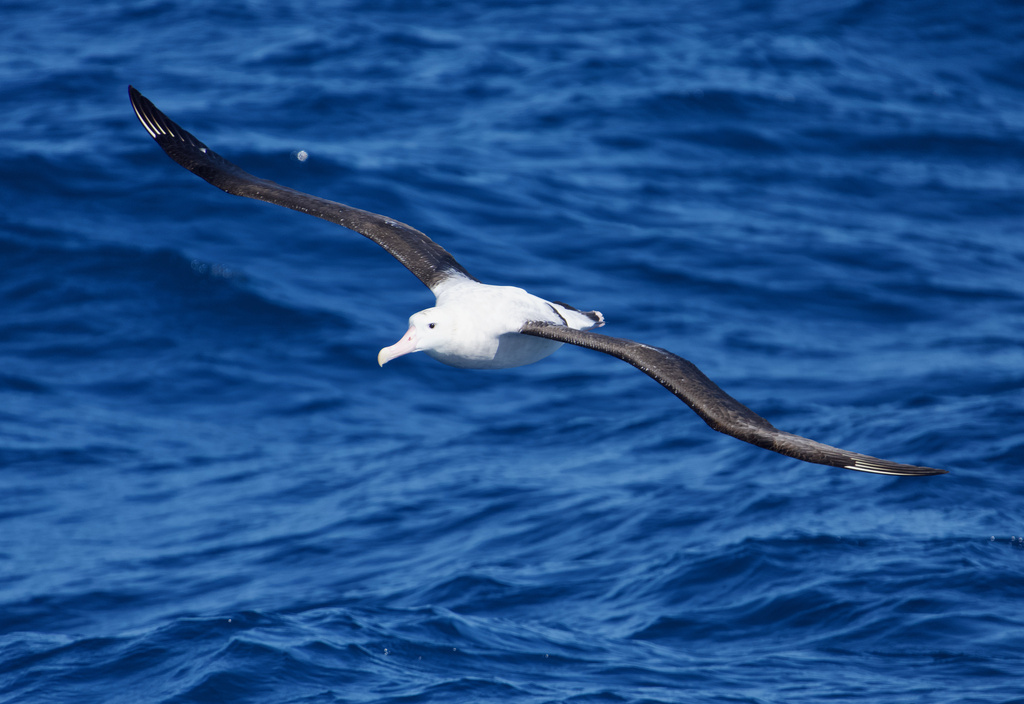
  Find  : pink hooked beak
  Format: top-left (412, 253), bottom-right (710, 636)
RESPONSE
top-left (377, 326), bottom-right (419, 367)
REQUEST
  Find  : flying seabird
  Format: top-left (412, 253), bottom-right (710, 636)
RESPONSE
top-left (128, 86), bottom-right (947, 477)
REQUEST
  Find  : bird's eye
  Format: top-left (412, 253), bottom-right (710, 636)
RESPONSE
top-left (428, 323), bottom-right (436, 329)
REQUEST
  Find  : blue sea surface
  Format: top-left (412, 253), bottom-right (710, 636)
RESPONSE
top-left (3, 1), bottom-right (1024, 702)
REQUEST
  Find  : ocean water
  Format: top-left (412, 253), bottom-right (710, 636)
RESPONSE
top-left (2, 1), bottom-right (1024, 702)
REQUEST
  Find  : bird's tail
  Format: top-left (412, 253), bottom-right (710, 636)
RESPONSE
top-left (552, 301), bottom-right (605, 331)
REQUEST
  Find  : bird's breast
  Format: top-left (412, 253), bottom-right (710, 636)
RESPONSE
top-left (425, 332), bottom-right (563, 369)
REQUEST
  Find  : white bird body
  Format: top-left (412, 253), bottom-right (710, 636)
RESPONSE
top-left (378, 279), bottom-right (604, 369)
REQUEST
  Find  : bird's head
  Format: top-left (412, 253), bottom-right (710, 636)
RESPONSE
top-left (377, 308), bottom-right (453, 366)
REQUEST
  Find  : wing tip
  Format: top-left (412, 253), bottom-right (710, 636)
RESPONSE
top-left (128, 85), bottom-right (216, 166)
top-left (844, 458), bottom-right (949, 477)
top-left (128, 85), bottom-right (161, 140)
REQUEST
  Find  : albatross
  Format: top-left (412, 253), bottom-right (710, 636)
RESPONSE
top-left (128, 86), bottom-right (947, 477)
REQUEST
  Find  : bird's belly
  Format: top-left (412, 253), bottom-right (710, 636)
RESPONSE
top-left (425, 333), bottom-right (563, 370)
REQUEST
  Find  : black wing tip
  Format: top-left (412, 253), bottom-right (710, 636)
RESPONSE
top-left (128, 85), bottom-right (163, 138)
top-left (835, 448), bottom-right (948, 476)
top-left (843, 460), bottom-right (949, 477)
top-left (128, 85), bottom-right (240, 193)
top-left (128, 85), bottom-right (210, 153)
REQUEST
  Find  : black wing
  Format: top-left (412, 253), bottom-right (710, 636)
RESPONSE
top-left (521, 322), bottom-right (947, 476)
top-left (128, 86), bottom-right (477, 291)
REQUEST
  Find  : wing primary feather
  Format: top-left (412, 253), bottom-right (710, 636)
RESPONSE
top-left (520, 322), bottom-right (947, 476)
top-left (127, 86), bottom-right (477, 291)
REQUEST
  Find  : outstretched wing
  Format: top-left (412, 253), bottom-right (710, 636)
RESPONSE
top-left (521, 322), bottom-right (946, 476)
top-left (128, 86), bottom-right (477, 292)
